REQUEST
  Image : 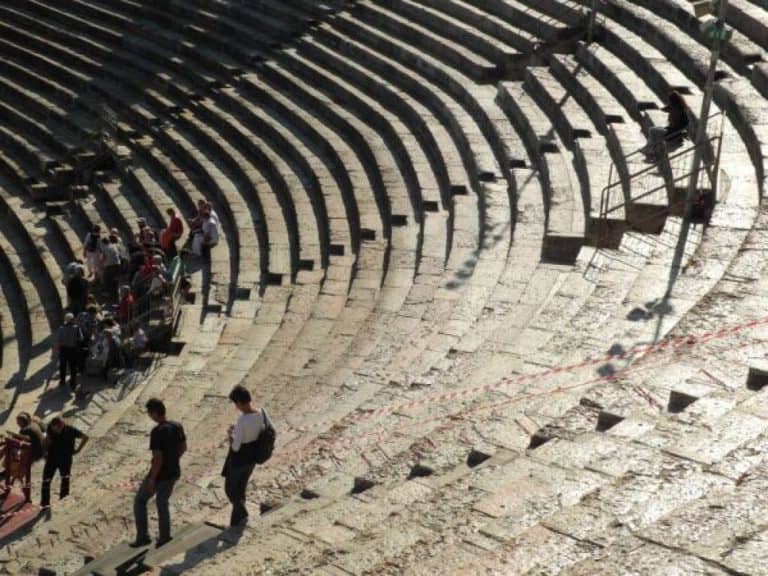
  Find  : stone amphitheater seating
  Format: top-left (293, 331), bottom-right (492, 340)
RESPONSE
top-left (0, 0), bottom-right (767, 574)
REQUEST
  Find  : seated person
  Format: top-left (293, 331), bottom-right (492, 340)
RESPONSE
top-left (76, 305), bottom-right (101, 370)
top-left (188, 198), bottom-right (208, 234)
top-left (122, 322), bottom-right (148, 365)
top-left (102, 317), bottom-right (121, 340)
top-left (104, 330), bottom-right (125, 372)
top-left (76, 305), bottom-right (102, 340)
top-left (86, 331), bottom-right (110, 377)
top-left (127, 243), bottom-right (147, 280)
top-left (645, 91), bottom-right (694, 161)
top-left (86, 325), bottom-right (123, 377)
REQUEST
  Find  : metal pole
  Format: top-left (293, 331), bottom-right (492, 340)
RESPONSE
top-left (683, 0), bottom-right (729, 222)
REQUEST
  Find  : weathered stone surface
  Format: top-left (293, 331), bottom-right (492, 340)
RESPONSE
top-left (3, 0), bottom-right (768, 574)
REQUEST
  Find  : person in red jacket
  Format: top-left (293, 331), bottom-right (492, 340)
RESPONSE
top-left (160, 208), bottom-right (184, 258)
top-left (117, 285), bottom-right (135, 324)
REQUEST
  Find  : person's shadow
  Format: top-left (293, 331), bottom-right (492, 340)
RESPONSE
top-left (0, 505), bottom-right (50, 547)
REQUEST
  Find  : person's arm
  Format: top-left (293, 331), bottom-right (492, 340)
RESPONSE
top-left (262, 408), bottom-right (273, 429)
top-left (74, 432), bottom-right (89, 455)
top-left (231, 418), bottom-right (244, 453)
top-left (177, 424), bottom-right (187, 457)
top-left (52, 328), bottom-right (61, 355)
top-left (147, 450), bottom-right (163, 494)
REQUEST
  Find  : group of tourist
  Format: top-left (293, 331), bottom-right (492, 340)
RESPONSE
top-left (69, 207), bottom-right (184, 314)
top-left (1, 196), bottom-right (266, 548)
top-left (56, 199), bottom-right (221, 393)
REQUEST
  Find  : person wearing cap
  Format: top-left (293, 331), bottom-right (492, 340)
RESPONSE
top-left (5, 413), bottom-right (46, 502)
top-left (16, 413), bottom-right (45, 464)
top-left (41, 416), bottom-right (88, 508)
top-left (54, 313), bottom-right (84, 392)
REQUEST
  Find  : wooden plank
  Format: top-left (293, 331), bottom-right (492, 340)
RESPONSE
top-left (71, 541), bottom-right (150, 576)
top-left (141, 522), bottom-right (223, 568)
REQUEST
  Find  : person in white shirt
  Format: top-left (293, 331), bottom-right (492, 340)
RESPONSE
top-left (191, 208), bottom-right (220, 259)
top-left (101, 236), bottom-right (122, 302)
top-left (201, 210), bottom-right (219, 249)
top-left (204, 201), bottom-right (220, 226)
top-left (224, 385), bottom-right (271, 526)
top-left (82, 224), bottom-right (102, 280)
top-left (110, 228), bottom-right (129, 263)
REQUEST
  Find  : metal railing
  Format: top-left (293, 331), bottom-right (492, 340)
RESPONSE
top-left (127, 255), bottom-right (184, 339)
top-left (596, 112), bottom-right (725, 248)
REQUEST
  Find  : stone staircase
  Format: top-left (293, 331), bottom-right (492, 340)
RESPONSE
top-left (0, 0), bottom-right (767, 574)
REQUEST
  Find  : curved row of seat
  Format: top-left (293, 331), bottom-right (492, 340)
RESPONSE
top-left (0, 0), bottom-right (767, 574)
top-left (173, 1), bottom-right (768, 573)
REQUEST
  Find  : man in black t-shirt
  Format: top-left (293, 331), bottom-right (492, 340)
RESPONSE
top-left (131, 398), bottom-right (186, 548)
top-left (41, 416), bottom-right (89, 508)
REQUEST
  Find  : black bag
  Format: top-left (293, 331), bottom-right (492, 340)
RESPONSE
top-left (221, 409), bottom-right (275, 476)
top-left (253, 409), bottom-right (275, 464)
top-left (173, 421), bottom-right (187, 458)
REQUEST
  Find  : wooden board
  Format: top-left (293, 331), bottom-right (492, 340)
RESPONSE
top-left (141, 522), bottom-right (224, 568)
top-left (71, 541), bottom-right (150, 576)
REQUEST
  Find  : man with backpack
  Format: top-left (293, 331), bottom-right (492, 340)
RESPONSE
top-left (222, 385), bottom-right (275, 527)
top-left (54, 313), bottom-right (85, 393)
top-left (131, 398), bottom-right (186, 548)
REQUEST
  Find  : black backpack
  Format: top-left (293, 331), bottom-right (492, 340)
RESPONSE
top-left (167, 420), bottom-right (186, 458)
top-left (253, 409), bottom-right (275, 464)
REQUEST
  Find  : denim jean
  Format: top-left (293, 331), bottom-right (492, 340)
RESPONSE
top-left (41, 457), bottom-right (72, 507)
top-left (134, 476), bottom-right (176, 541)
top-left (224, 462), bottom-right (256, 526)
